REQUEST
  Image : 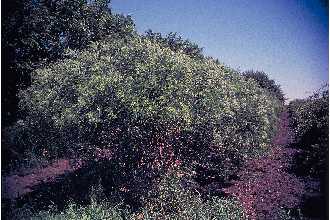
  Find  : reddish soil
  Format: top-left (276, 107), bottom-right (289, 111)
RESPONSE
top-left (2, 146), bottom-right (113, 200)
top-left (2, 159), bottom-right (83, 200)
top-left (272, 111), bottom-right (294, 146)
top-left (224, 111), bottom-right (304, 219)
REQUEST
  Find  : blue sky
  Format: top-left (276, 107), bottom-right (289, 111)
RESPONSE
top-left (111, 0), bottom-right (328, 100)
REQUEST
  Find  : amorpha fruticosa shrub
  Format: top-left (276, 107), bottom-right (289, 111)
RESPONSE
top-left (13, 35), bottom-right (281, 182)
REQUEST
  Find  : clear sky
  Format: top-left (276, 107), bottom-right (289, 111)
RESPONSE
top-left (111, 0), bottom-right (328, 101)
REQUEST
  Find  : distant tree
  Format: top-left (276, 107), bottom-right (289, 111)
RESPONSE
top-left (2, 0), bottom-right (135, 125)
top-left (144, 29), bottom-right (203, 59)
top-left (242, 70), bottom-right (285, 103)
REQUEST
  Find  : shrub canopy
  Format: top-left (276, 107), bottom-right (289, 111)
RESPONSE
top-left (144, 29), bottom-right (204, 59)
top-left (2, 0), bottom-right (135, 125)
top-left (15, 35), bottom-right (281, 181)
top-left (242, 70), bottom-right (285, 103)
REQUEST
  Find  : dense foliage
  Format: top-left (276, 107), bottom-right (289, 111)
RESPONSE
top-left (288, 89), bottom-right (328, 178)
top-left (9, 35), bottom-right (282, 186)
top-left (3, 2), bottom-right (299, 219)
top-left (288, 89), bottom-right (328, 219)
top-left (242, 70), bottom-right (285, 103)
top-left (2, 0), bottom-right (135, 125)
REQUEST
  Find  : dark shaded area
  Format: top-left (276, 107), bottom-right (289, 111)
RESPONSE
top-left (288, 91), bottom-right (329, 220)
top-left (2, 158), bottom-right (156, 220)
top-left (319, 0), bottom-right (329, 13)
top-left (289, 135), bottom-right (329, 220)
top-left (2, 162), bottom-right (97, 219)
top-left (2, 0), bottom-right (22, 126)
top-left (301, 193), bottom-right (328, 219)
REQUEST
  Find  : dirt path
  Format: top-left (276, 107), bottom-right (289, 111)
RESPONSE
top-left (224, 111), bottom-right (305, 219)
top-left (2, 159), bottom-right (83, 200)
top-left (271, 111), bottom-right (294, 146)
top-left (2, 146), bottom-right (114, 200)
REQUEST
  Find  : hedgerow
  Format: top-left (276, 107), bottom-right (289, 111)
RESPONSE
top-left (9, 34), bottom-right (282, 193)
top-left (288, 89), bottom-right (328, 178)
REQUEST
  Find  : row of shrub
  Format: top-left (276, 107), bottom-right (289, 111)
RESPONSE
top-left (288, 88), bottom-right (328, 178)
top-left (3, 1), bottom-right (287, 219)
top-left (3, 32), bottom-right (284, 219)
top-left (288, 88), bottom-right (328, 219)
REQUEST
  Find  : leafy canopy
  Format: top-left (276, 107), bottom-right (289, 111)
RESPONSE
top-left (242, 70), bottom-right (285, 103)
top-left (15, 35), bottom-right (282, 182)
top-left (2, 0), bottom-right (135, 125)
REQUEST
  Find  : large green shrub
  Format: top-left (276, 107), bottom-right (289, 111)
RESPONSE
top-left (13, 35), bottom-right (281, 181)
top-left (288, 89), bottom-right (328, 219)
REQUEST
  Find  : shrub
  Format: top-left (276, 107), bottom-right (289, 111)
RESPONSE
top-left (288, 89), bottom-right (328, 219)
top-left (242, 70), bottom-right (285, 103)
top-left (12, 35), bottom-right (281, 187)
top-left (288, 89), bottom-right (328, 178)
